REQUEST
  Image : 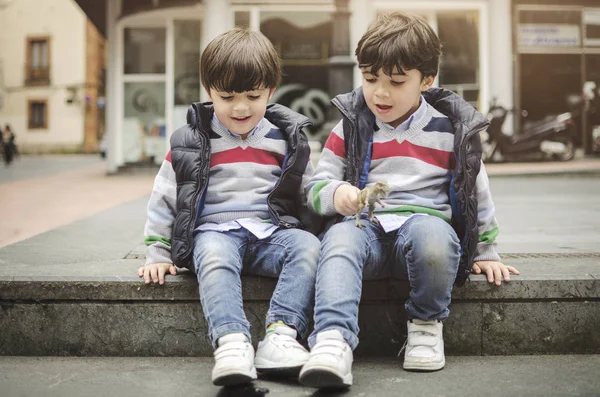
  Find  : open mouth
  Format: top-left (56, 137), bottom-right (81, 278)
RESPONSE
top-left (375, 104), bottom-right (392, 114)
top-left (232, 116), bottom-right (251, 123)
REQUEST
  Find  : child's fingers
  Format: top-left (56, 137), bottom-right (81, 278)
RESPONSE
top-left (501, 266), bottom-right (511, 282)
top-left (169, 265), bottom-right (177, 276)
top-left (485, 267), bottom-right (494, 284)
top-left (138, 267), bottom-right (144, 277)
top-left (508, 266), bottom-right (520, 275)
top-left (143, 267), bottom-right (151, 284)
top-left (472, 263), bottom-right (481, 274)
top-left (493, 266), bottom-right (502, 286)
top-left (158, 266), bottom-right (166, 285)
top-left (151, 267), bottom-right (159, 283)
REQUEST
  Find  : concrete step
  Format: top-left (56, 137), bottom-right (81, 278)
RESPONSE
top-left (2, 355), bottom-right (599, 397)
top-left (1, 253), bottom-right (599, 357)
top-left (1, 195), bottom-right (599, 358)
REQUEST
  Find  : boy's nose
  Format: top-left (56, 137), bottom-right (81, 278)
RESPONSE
top-left (374, 87), bottom-right (390, 99)
top-left (232, 101), bottom-right (249, 112)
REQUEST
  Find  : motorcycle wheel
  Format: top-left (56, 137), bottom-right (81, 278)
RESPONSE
top-left (553, 135), bottom-right (575, 161)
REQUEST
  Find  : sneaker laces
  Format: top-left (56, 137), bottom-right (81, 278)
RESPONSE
top-left (214, 341), bottom-right (250, 360)
top-left (311, 339), bottom-right (348, 359)
top-left (270, 333), bottom-right (306, 350)
top-left (398, 321), bottom-right (439, 357)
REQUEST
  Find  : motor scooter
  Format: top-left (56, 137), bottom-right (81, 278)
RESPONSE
top-left (481, 99), bottom-right (576, 162)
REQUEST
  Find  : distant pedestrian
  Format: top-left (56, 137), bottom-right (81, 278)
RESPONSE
top-left (3, 124), bottom-right (16, 166)
top-left (0, 125), bottom-right (4, 161)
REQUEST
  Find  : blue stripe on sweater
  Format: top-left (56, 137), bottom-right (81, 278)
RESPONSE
top-left (265, 128), bottom-right (286, 141)
top-left (423, 117), bottom-right (454, 133)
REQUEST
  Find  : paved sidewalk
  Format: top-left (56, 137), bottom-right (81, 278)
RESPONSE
top-left (0, 153), bottom-right (599, 249)
top-left (485, 155), bottom-right (600, 176)
top-left (0, 157), bottom-right (154, 247)
top-left (1, 356), bottom-right (599, 397)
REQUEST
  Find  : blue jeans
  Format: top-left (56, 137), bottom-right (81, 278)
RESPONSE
top-left (192, 227), bottom-right (320, 348)
top-left (308, 215), bottom-right (460, 350)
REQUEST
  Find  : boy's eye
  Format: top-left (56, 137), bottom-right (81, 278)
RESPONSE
top-left (391, 81), bottom-right (405, 86)
top-left (248, 95), bottom-right (261, 100)
top-left (220, 96), bottom-right (233, 101)
top-left (364, 78), bottom-right (376, 83)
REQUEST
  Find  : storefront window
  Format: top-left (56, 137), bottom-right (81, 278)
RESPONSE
top-left (260, 11), bottom-right (332, 139)
top-left (124, 28), bottom-right (166, 74)
top-left (520, 54), bottom-right (581, 123)
top-left (123, 82), bottom-right (166, 164)
top-left (584, 9), bottom-right (600, 46)
top-left (174, 20), bottom-right (201, 106)
top-left (437, 11), bottom-right (480, 107)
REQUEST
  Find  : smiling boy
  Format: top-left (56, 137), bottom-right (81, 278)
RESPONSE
top-left (299, 12), bottom-right (519, 389)
top-left (140, 28), bottom-right (320, 387)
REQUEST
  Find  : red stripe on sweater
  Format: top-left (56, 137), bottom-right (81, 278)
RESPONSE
top-left (324, 131), bottom-right (346, 158)
top-left (165, 150), bottom-right (172, 163)
top-left (210, 146), bottom-right (284, 167)
top-left (372, 140), bottom-right (454, 169)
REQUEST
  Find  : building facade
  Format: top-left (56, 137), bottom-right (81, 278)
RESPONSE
top-left (79, 0), bottom-right (513, 173)
top-left (0, 0), bottom-right (106, 153)
top-left (513, 0), bottom-right (600, 154)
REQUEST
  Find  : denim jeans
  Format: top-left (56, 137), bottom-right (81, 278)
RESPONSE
top-left (308, 215), bottom-right (460, 350)
top-left (192, 227), bottom-right (320, 348)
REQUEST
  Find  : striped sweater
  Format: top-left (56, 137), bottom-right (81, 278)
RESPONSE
top-left (144, 116), bottom-right (310, 266)
top-left (307, 97), bottom-right (500, 262)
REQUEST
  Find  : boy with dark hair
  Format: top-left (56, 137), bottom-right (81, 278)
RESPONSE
top-left (299, 12), bottom-right (519, 389)
top-left (140, 28), bottom-right (320, 387)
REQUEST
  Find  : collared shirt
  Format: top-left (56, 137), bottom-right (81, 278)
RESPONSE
top-left (195, 115), bottom-right (279, 240)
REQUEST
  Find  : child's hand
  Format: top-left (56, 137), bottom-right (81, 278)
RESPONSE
top-left (472, 260), bottom-right (520, 286)
top-left (334, 184), bottom-right (361, 216)
top-left (138, 263), bottom-right (177, 285)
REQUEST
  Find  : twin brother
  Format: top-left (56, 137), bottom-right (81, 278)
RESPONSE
top-left (140, 11), bottom-right (519, 390)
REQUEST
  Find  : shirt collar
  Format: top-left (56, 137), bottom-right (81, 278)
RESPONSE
top-left (376, 95), bottom-right (427, 132)
top-left (211, 115), bottom-right (263, 139)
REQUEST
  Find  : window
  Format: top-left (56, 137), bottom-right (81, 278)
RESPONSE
top-left (28, 100), bottom-right (48, 129)
top-left (26, 36), bottom-right (50, 85)
top-left (124, 28), bottom-right (166, 74)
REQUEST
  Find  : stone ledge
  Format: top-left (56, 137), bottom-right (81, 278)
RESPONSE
top-left (0, 257), bottom-right (599, 302)
top-left (1, 256), bottom-right (599, 356)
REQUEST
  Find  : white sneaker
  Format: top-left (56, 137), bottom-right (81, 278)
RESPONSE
top-left (254, 324), bottom-right (309, 375)
top-left (299, 329), bottom-right (353, 389)
top-left (212, 333), bottom-right (257, 386)
top-left (402, 319), bottom-right (445, 371)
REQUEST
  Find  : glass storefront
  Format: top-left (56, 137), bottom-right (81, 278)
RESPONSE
top-left (173, 20), bottom-right (201, 131)
top-left (516, 5), bottom-right (600, 152)
top-left (259, 11), bottom-right (332, 139)
top-left (123, 27), bottom-right (167, 164)
top-left (123, 82), bottom-right (166, 163)
top-left (124, 28), bottom-right (166, 74)
top-left (437, 11), bottom-right (481, 108)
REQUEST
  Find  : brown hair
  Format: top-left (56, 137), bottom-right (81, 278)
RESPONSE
top-left (355, 12), bottom-right (441, 78)
top-left (200, 28), bottom-right (282, 93)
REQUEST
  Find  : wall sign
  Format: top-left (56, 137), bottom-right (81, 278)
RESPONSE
top-left (519, 24), bottom-right (581, 48)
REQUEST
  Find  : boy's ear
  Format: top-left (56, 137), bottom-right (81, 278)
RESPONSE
top-left (268, 87), bottom-right (276, 100)
top-left (420, 75), bottom-right (435, 91)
